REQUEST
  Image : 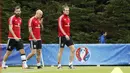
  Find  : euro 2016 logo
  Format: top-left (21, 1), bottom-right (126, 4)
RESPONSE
top-left (76, 47), bottom-right (91, 62)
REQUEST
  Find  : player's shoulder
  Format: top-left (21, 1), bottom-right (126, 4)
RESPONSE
top-left (60, 14), bottom-right (65, 18)
top-left (8, 15), bottom-right (16, 22)
top-left (59, 14), bottom-right (65, 19)
top-left (29, 16), bottom-right (35, 22)
top-left (30, 16), bottom-right (35, 20)
top-left (9, 15), bottom-right (15, 19)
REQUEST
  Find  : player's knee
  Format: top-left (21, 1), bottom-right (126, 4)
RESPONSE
top-left (37, 51), bottom-right (41, 56)
top-left (58, 50), bottom-right (63, 55)
top-left (58, 52), bottom-right (62, 56)
top-left (71, 48), bottom-right (75, 53)
top-left (31, 51), bottom-right (36, 55)
top-left (37, 50), bottom-right (41, 53)
top-left (19, 49), bottom-right (25, 54)
top-left (6, 51), bottom-right (12, 55)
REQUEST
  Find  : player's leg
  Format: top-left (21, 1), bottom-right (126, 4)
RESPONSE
top-left (2, 51), bottom-right (12, 69)
top-left (27, 41), bottom-right (36, 60)
top-left (66, 37), bottom-right (75, 69)
top-left (2, 39), bottom-right (14, 69)
top-left (27, 49), bottom-right (36, 60)
top-left (68, 45), bottom-right (75, 68)
top-left (57, 37), bottom-right (65, 69)
top-left (19, 49), bottom-right (28, 69)
top-left (16, 39), bottom-right (28, 69)
top-left (57, 47), bottom-right (64, 69)
top-left (36, 40), bottom-right (42, 69)
top-left (36, 49), bottom-right (42, 69)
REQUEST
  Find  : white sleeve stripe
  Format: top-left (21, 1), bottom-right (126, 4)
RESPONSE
top-left (9, 15), bottom-right (15, 25)
top-left (29, 17), bottom-right (33, 27)
top-left (59, 15), bottom-right (67, 35)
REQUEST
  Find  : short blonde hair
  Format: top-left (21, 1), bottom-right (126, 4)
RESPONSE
top-left (62, 5), bottom-right (69, 11)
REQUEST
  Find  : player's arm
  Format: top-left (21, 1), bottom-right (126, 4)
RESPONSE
top-left (58, 17), bottom-right (70, 40)
top-left (40, 18), bottom-right (44, 31)
top-left (28, 19), bottom-right (37, 41)
top-left (29, 26), bottom-right (37, 41)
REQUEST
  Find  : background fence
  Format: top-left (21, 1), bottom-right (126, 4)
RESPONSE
top-left (1, 44), bottom-right (130, 66)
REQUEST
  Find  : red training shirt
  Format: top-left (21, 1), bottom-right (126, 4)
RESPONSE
top-left (58, 14), bottom-right (71, 37)
top-left (8, 15), bottom-right (22, 39)
top-left (28, 16), bottom-right (41, 40)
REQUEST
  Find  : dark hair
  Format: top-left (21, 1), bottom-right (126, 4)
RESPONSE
top-left (14, 6), bottom-right (21, 11)
top-left (101, 31), bottom-right (107, 35)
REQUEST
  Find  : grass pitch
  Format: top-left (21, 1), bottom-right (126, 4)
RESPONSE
top-left (1, 66), bottom-right (130, 73)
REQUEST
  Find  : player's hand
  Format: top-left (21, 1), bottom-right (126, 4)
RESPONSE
top-left (65, 35), bottom-right (70, 40)
top-left (15, 36), bottom-right (19, 41)
top-left (34, 38), bottom-right (37, 42)
top-left (40, 18), bottom-right (44, 31)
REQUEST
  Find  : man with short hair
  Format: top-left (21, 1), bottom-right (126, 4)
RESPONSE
top-left (99, 32), bottom-right (107, 43)
top-left (2, 6), bottom-right (28, 69)
top-left (27, 9), bottom-right (43, 69)
top-left (57, 5), bottom-right (75, 69)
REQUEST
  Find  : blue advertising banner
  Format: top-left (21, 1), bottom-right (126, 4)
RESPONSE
top-left (1, 44), bottom-right (130, 65)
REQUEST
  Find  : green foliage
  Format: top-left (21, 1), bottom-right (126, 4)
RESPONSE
top-left (2, 0), bottom-right (130, 43)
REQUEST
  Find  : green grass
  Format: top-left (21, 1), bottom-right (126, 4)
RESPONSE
top-left (2, 66), bottom-right (130, 73)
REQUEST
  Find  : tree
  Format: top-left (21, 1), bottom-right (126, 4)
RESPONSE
top-left (2, 0), bottom-right (130, 43)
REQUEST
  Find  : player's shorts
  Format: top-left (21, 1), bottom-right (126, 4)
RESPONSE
top-left (6, 39), bottom-right (23, 51)
top-left (59, 36), bottom-right (74, 48)
top-left (30, 40), bottom-right (42, 49)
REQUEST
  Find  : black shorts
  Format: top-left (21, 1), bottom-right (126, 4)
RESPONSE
top-left (59, 36), bottom-right (74, 48)
top-left (30, 40), bottom-right (42, 49)
top-left (7, 39), bottom-right (23, 51)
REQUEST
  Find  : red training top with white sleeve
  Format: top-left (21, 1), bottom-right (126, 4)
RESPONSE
top-left (8, 15), bottom-right (22, 39)
top-left (58, 14), bottom-right (71, 37)
top-left (28, 16), bottom-right (41, 40)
